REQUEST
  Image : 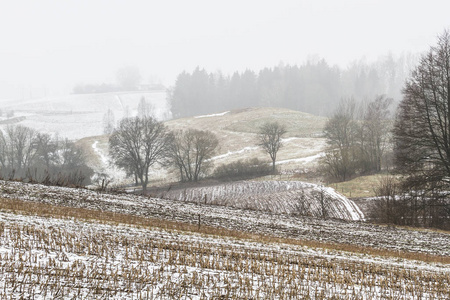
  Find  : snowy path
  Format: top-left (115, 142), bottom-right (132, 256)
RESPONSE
top-left (194, 111), bottom-right (230, 118)
top-left (276, 152), bottom-right (324, 165)
top-left (92, 140), bottom-right (109, 165)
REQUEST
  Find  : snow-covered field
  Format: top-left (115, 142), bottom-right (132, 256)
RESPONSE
top-left (0, 91), bottom-right (170, 140)
top-left (0, 181), bottom-right (449, 298)
top-left (0, 180), bottom-right (448, 257)
top-left (1, 210), bottom-right (449, 299)
top-left (161, 181), bottom-right (364, 221)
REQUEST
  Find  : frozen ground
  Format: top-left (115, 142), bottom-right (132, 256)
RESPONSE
top-left (0, 210), bottom-right (448, 299)
top-left (0, 181), bottom-right (448, 298)
top-left (0, 180), bottom-right (448, 257)
top-left (161, 181), bottom-right (364, 221)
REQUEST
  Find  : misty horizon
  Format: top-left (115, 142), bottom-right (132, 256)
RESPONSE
top-left (1, 0), bottom-right (450, 100)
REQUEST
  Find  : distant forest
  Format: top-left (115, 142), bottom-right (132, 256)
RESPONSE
top-left (169, 54), bottom-right (417, 118)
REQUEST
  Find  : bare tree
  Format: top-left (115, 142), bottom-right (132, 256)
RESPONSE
top-left (258, 122), bottom-right (287, 173)
top-left (35, 133), bottom-right (59, 170)
top-left (103, 109), bottom-right (115, 135)
top-left (322, 97), bottom-right (393, 181)
top-left (0, 125), bottom-right (92, 186)
top-left (361, 96), bottom-right (393, 173)
top-left (109, 116), bottom-right (171, 192)
top-left (137, 97), bottom-right (154, 119)
top-left (394, 30), bottom-right (450, 183)
top-left (322, 99), bottom-right (359, 181)
top-left (5, 125), bottom-right (38, 174)
top-left (392, 30), bottom-right (450, 229)
top-left (169, 129), bottom-right (219, 182)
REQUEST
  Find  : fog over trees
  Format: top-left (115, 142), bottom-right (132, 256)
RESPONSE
top-left (169, 54), bottom-right (416, 118)
top-left (0, 125), bottom-right (92, 186)
top-left (322, 96), bottom-right (393, 182)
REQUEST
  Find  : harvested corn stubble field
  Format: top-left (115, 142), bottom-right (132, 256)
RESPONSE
top-left (0, 180), bottom-right (449, 299)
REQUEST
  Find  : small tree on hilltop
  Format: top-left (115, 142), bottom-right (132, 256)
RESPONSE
top-left (258, 121), bottom-right (287, 173)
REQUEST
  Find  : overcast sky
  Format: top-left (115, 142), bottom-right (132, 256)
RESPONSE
top-left (1, 0), bottom-right (449, 97)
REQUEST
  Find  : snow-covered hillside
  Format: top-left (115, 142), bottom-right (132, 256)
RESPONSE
top-left (0, 91), bottom-right (170, 140)
top-left (160, 181), bottom-right (364, 221)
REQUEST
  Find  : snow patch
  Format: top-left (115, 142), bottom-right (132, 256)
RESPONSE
top-left (276, 152), bottom-right (325, 165)
top-left (281, 137), bottom-right (301, 143)
top-left (211, 146), bottom-right (259, 160)
top-left (194, 111), bottom-right (230, 118)
top-left (92, 141), bottom-right (109, 165)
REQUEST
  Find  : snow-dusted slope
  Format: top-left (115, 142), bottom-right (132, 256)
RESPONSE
top-left (159, 181), bottom-right (364, 221)
top-left (1, 208), bottom-right (448, 299)
top-left (0, 180), bottom-right (448, 256)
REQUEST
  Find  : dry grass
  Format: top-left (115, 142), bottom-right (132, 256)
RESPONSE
top-left (327, 174), bottom-right (394, 198)
top-left (165, 107), bottom-right (326, 168)
top-left (165, 107), bottom-right (326, 136)
top-left (76, 135), bottom-right (110, 170)
top-left (0, 197), bottom-right (448, 265)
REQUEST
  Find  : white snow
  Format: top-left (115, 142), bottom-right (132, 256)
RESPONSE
top-left (322, 186), bottom-right (365, 221)
top-left (162, 180), bottom-right (364, 221)
top-left (276, 152), bottom-right (325, 165)
top-left (211, 146), bottom-right (259, 160)
top-left (0, 188), bottom-right (448, 299)
top-left (194, 111), bottom-right (230, 118)
top-left (92, 141), bottom-right (108, 165)
top-left (0, 91), bottom-right (171, 140)
top-left (281, 137), bottom-right (301, 143)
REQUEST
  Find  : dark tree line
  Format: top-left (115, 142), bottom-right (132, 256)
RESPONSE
top-left (0, 125), bottom-right (93, 186)
top-left (169, 54), bottom-right (415, 118)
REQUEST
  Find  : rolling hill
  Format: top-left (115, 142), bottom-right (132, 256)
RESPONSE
top-left (81, 107), bottom-right (328, 186)
top-left (159, 180), bottom-right (364, 221)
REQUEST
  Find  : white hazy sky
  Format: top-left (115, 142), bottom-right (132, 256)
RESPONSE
top-left (1, 0), bottom-right (449, 96)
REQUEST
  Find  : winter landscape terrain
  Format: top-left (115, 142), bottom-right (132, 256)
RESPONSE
top-left (78, 106), bottom-right (328, 185)
top-left (0, 91), bottom-right (170, 140)
top-left (159, 181), bottom-right (364, 221)
top-left (0, 95), bottom-right (449, 298)
top-left (0, 180), bottom-right (449, 299)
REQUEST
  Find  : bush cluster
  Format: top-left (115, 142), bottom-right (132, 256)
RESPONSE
top-left (213, 158), bottom-right (272, 181)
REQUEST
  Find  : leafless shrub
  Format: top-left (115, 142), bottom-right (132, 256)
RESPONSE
top-left (213, 158), bottom-right (272, 181)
